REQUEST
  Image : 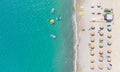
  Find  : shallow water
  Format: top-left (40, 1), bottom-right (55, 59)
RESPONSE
top-left (0, 0), bottom-right (74, 72)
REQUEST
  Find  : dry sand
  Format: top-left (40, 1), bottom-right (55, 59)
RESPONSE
top-left (75, 0), bottom-right (120, 72)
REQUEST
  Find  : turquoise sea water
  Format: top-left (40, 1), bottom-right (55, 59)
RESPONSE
top-left (0, 0), bottom-right (74, 72)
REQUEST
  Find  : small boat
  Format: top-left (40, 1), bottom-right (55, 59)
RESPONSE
top-left (50, 34), bottom-right (56, 39)
top-left (51, 8), bottom-right (55, 14)
top-left (50, 19), bottom-right (55, 24)
top-left (56, 16), bottom-right (61, 21)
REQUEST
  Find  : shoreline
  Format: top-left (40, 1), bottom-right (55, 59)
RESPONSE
top-left (73, 0), bottom-right (78, 72)
top-left (73, 0), bottom-right (86, 71)
top-left (73, 0), bottom-right (83, 72)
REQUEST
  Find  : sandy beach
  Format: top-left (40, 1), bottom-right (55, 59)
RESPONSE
top-left (74, 0), bottom-right (120, 72)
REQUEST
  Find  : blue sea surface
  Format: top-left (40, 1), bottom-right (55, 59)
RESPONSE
top-left (0, 0), bottom-right (74, 72)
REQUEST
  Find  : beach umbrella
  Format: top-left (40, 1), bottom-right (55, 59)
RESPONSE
top-left (91, 18), bottom-right (96, 22)
top-left (51, 8), bottom-right (55, 14)
top-left (50, 19), bottom-right (55, 24)
top-left (107, 66), bottom-right (112, 70)
top-left (90, 44), bottom-right (95, 49)
top-left (90, 65), bottom-right (95, 70)
top-left (99, 44), bottom-right (104, 48)
top-left (109, 64), bottom-right (112, 66)
top-left (90, 58), bottom-right (95, 63)
top-left (99, 49), bottom-right (104, 54)
top-left (97, 3), bottom-right (101, 8)
top-left (99, 31), bottom-right (104, 36)
top-left (91, 4), bottom-right (94, 8)
top-left (107, 24), bottom-right (111, 27)
top-left (99, 37), bottom-right (104, 41)
top-left (97, 12), bottom-right (101, 15)
top-left (90, 37), bottom-right (95, 42)
top-left (90, 31), bottom-right (95, 36)
top-left (107, 40), bottom-right (112, 46)
top-left (99, 24), bottom-right (105, 30)
top-left (107, 48), bottom-right (112, 53)
top-left (91, 25), bottom-right (95, 30)
top-left (107, 34), bottom-right (112, 38)
top-left (98, 64), bottom-right (103, 70)
top-left (107, 58), bottom-right (112, 62)
top-left (90, 51), bottom-right (95, 56)
top-left (92, 12), bottom-right (95, 15)
top-left (107, 27), bottom-right (112, 32)
top-left (99, 57), bottom-right (104, 62)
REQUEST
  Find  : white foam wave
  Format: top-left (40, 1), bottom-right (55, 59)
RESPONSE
top-left (72, 0), bottom-right (78, 72)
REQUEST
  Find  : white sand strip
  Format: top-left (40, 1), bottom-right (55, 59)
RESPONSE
top-left (75, 0), bottom-right (120, 72)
